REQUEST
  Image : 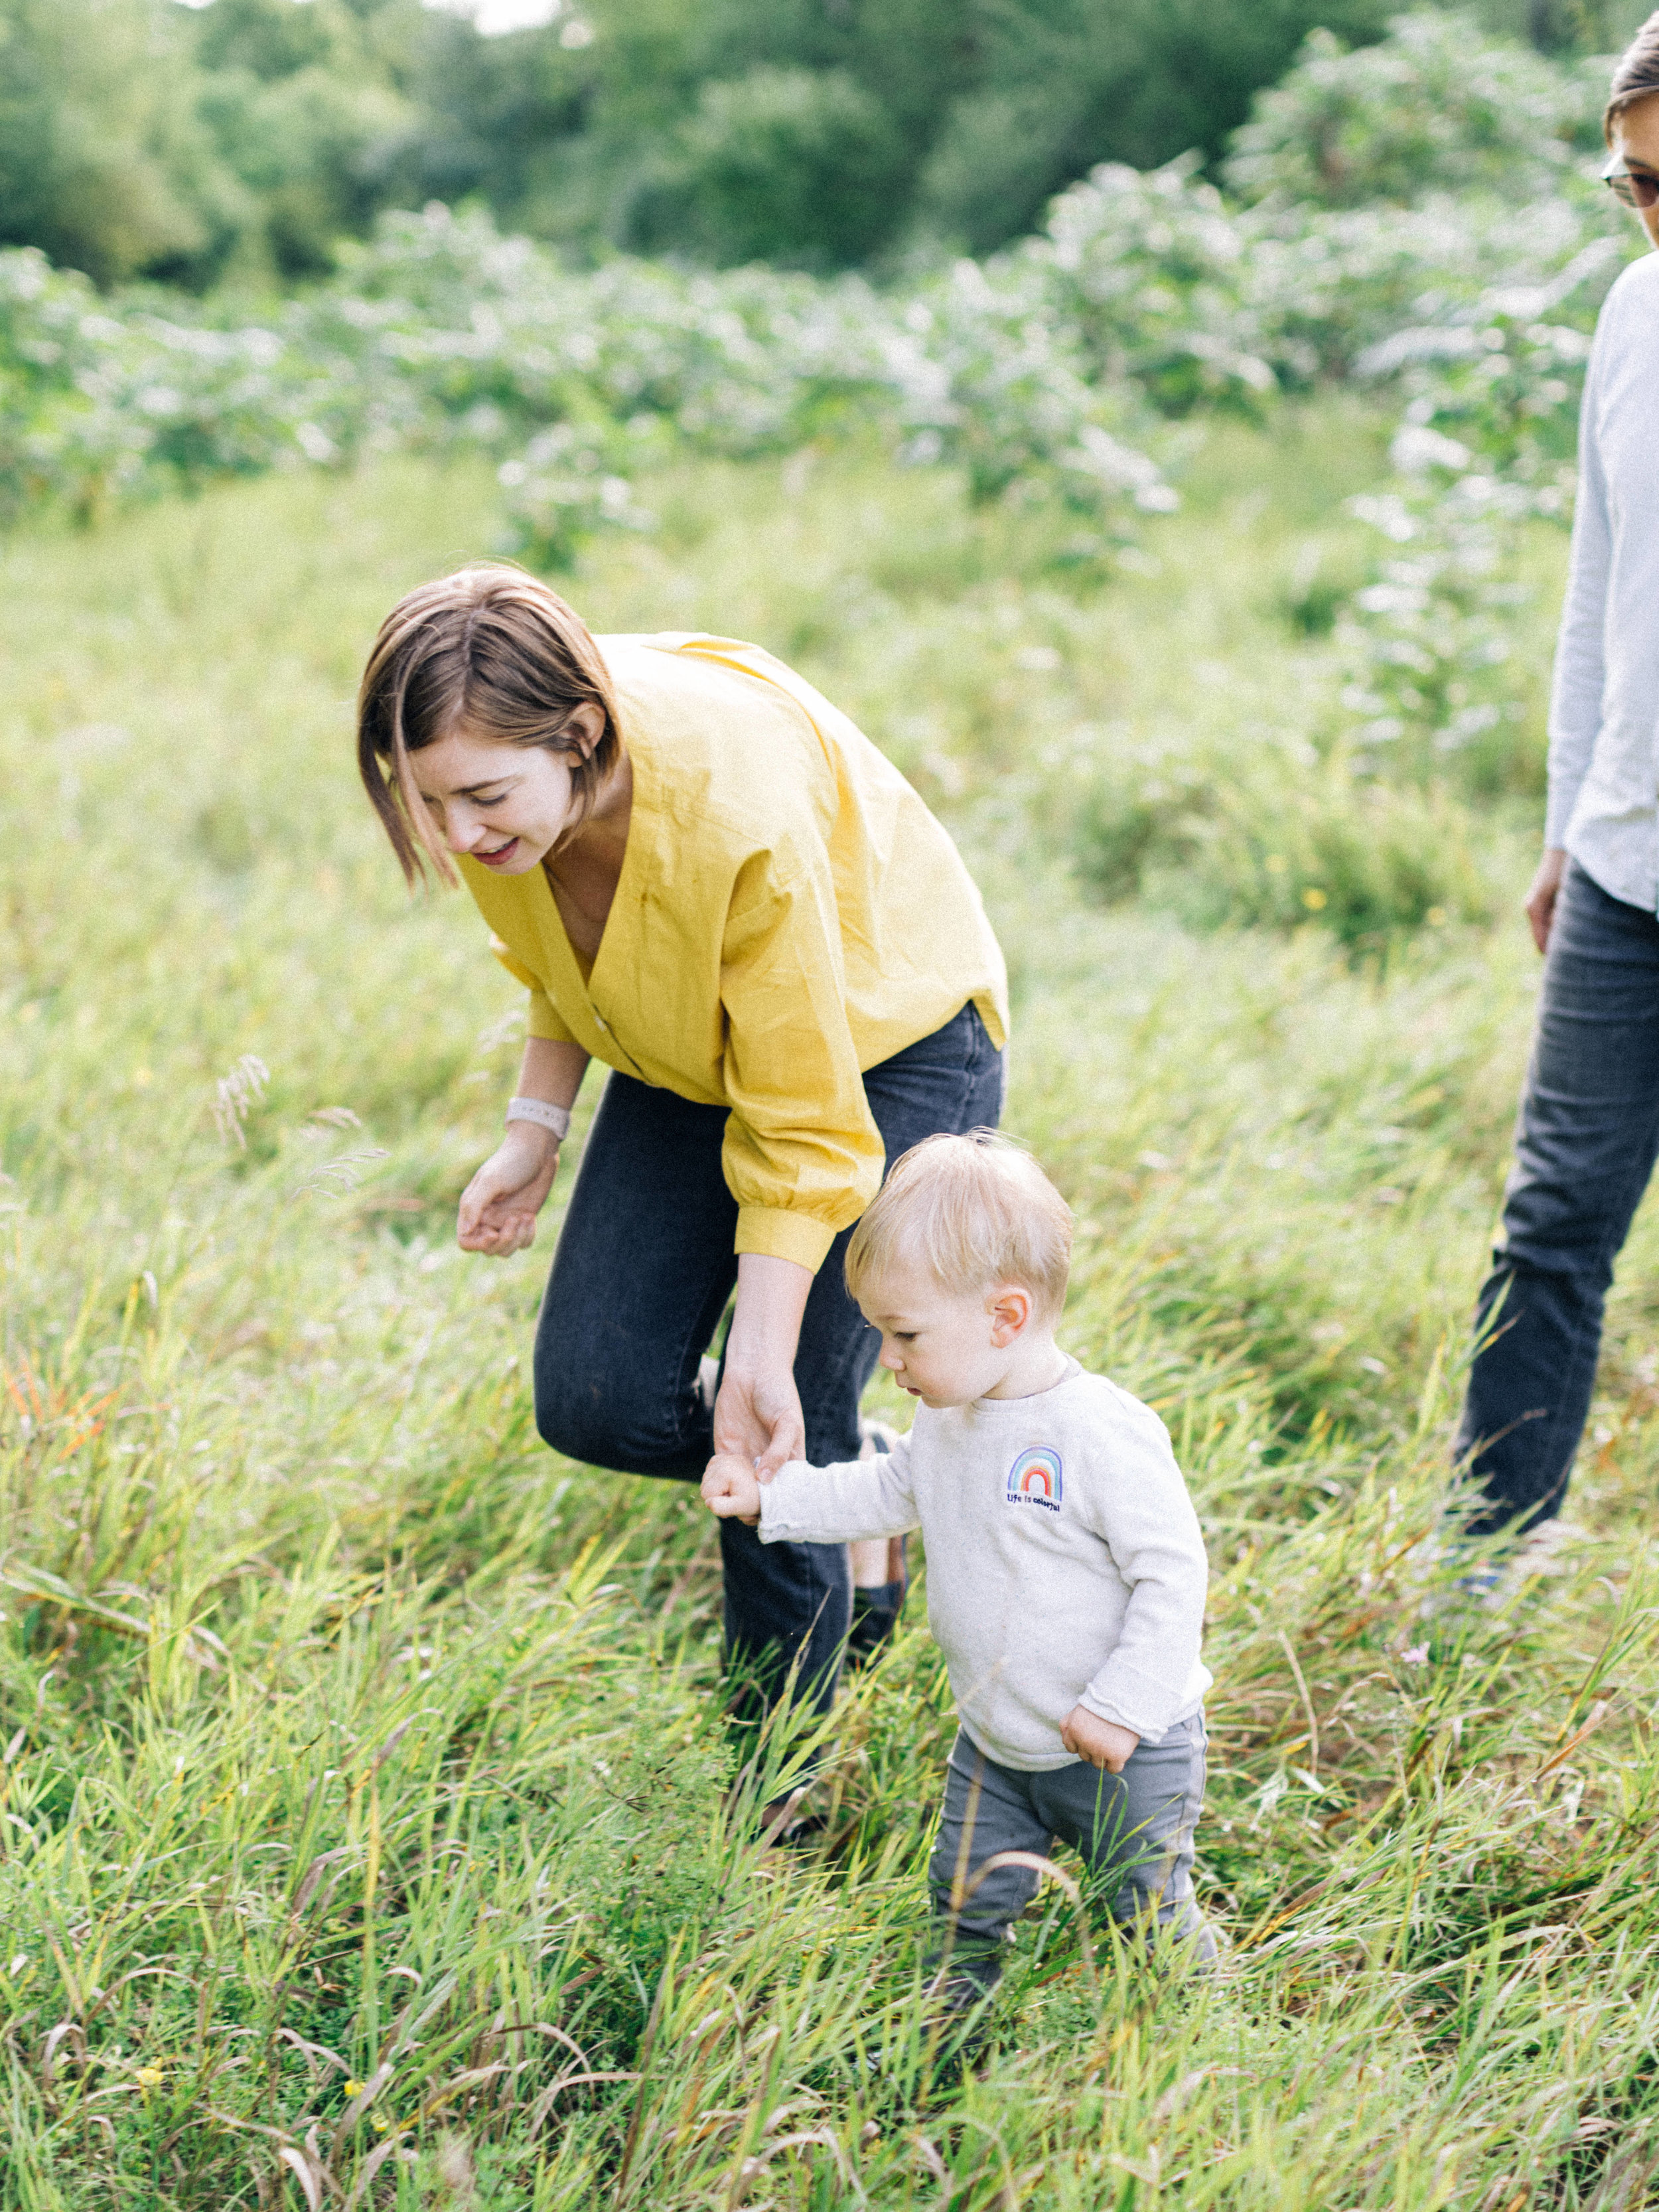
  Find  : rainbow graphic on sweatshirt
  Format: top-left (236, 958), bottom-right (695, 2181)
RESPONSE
top-left (1005, 1445), bottom-right (1063, 1512)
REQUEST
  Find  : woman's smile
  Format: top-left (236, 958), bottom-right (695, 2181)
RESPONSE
top-left (414, 725), bottom-right (591, 874)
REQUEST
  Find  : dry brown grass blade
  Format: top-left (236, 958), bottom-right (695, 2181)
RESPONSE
top-left (1536, 1699), bottom-right (1611, 1781)
top-left (958, 1849), bottom-right (1099, 1996)
top-left (1277, 1629), bottom-right (1320, 1773)
top-left (526, 2070), bottom-right (640, 2141)
top-left (276, 2144), bottom-right (323, 2212)
top-left (728, 2128), bottom-right (857, 2210)
top-left (341, 2131), bottom-right (409, 2211)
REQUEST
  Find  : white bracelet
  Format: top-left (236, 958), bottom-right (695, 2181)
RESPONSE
top-left (506, 1097), bottom-right (571, 1140)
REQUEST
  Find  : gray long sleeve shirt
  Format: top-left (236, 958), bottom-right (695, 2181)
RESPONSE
top-left (1546, 250), bottom-right (1659, 907)
top-left (758, 1359), bottom-right (1211, 1771)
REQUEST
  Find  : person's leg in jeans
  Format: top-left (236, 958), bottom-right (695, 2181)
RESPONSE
top-left (1455, 861), bottom-right (1659, 1537)
top-left (534, 1073), bottom-right (851, 1721)
top-left (534, 1003), bottom-right (1004, 1718)
top-left (717, 1001), bottom-right (1005, 1697)
top-left (806, 1002), bottom-right (1005, 1658)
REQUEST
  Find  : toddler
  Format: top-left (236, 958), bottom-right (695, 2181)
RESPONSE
top-left (702, 1130), bottom-right (1215, 2003)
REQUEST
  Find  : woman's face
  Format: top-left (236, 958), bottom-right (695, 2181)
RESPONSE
top-left (413, 711), bottom-right (602, 874)
top-left (1613, 92), bottom-right (1659, 251)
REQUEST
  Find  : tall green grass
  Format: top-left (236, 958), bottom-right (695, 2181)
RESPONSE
top-left (7, 418), bottom-right (1659, 2207)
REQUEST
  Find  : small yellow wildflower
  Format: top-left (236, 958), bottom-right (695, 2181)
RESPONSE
top-left (372, 2114), bottom-right (392, 2134)
top-left (344, 2079), bottom-right (366, 2098)
top-left (1301, 887), bottom-right (1328, 911)
top-left (136, 2065), bottom-right (164, 2089)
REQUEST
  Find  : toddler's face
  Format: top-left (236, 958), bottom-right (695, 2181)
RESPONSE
top-left (857, 1259), bottom-right (1023, 1409)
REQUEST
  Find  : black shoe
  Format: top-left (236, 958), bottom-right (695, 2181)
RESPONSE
top-left (921, 1937), bottom-right (1004, 2014)
top-left (847, 1419), bottom-right (908, 1668)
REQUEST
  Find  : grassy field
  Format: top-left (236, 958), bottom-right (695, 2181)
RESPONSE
top-left (7, 413), bottom-right (1659, 2209)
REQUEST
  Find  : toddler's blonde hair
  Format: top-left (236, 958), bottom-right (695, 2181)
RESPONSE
top-left (845, 1130), bottom-right (1072, 1323)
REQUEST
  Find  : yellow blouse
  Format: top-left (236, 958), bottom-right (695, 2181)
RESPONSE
top-left (458, 632), bottom-right (1009, 1272)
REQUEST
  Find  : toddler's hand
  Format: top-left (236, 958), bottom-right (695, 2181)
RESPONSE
top-left (1061, 1706), bottom-right (1139, 1773)
top-left (701, 1452), bottom-right (763, 1526)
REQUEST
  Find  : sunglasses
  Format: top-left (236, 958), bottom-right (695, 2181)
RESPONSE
top-left (1603, 151), bottom-right (1659, 208)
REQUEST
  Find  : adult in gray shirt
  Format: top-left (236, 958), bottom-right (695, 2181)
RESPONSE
top-left (1455, 17), bottom-right (1659, 1538)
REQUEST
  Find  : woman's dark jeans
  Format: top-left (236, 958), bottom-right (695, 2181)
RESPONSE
top-left (534, 1003), bottom-right (1005, 1713)
top-left (1456, 859), bottom-right (1659, 1536)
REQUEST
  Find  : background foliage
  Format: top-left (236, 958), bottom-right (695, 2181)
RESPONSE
top-left (0, 0), bottom-right (1654, 283)
top-left (9, 5), bottom-right (1659, 2205)
top-left (11, 413), bottom-right (1659, 2211)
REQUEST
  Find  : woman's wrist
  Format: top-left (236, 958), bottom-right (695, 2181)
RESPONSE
top-left (500, 1119), bottom-right (559, 1161)
top-left (727, 1253), bottom-right (813, 1370)
top-left (506, 1096), bottom-right (571, 1140)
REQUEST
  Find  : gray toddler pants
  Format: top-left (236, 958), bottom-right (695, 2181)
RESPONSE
top-left (929, 1713), bottom-right (1213, 1980)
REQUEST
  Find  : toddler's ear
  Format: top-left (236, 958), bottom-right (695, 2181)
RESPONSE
top-left (987, 1283), bottom-right (1032, 1346)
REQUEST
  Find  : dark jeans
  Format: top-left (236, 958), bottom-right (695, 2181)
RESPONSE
top-left (534, 1002), bottom-right (1005, 1712)
top-left (1456, 859), bottom-right (1659, 1536)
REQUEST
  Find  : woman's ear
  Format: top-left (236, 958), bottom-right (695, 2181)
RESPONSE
top-left (563, 701), bottom-right (607, 761)
top-left (987, 1284), bottom-right (1032, 1347)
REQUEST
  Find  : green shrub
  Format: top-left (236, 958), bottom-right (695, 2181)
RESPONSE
top-left (1073, 750), bottom-right (1498, 946)
top-left (1189, 771), bottom-right (1498, 940)
top-left (675, 65), bottom-right (910, 270)
top-left (0, 0), bottom-right (244, 286)
top-left (1224, 9), bottom-right (1600, 209)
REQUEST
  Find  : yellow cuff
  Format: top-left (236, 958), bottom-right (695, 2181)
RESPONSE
top-left (526, 989), bottom-right (574, 1043)
top-left (733, 1205), bottom-right (837, 1274)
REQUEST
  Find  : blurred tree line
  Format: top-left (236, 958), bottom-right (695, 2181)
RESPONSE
top-left (0, 0), bottom-right (1646, 289)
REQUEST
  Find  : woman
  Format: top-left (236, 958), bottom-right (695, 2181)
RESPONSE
top-left (1453, 15), bottom-right (1659, 1541)
top-left (358, 567), bottom-right (1007, 1724)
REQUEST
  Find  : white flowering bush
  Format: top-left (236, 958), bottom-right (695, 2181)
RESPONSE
top-left (0, 247), bottom-right (380, 524)
top-left (1030, 157), bottom-right (1273, 415)
top-left (893, 256), bottom-right (1177, 522)
top-left (496, 420), bottom-right (659, 571)
top-left (0, 200), bottom-right (1178, 563)
top-left (1354, 233), bottom-right (1617, 496)
top-left (0, 13), bottom-right (1640, 603)
top-left (1224, 9), bottom-right (1601, 209)
top-left (1338, 467), bottom-right (1531, 765)
top-left (1328, 221), bottom-right (1627, 783)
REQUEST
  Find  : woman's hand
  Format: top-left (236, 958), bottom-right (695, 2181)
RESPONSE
top-left (1525, 846), bottom-right (1568, 955)
top-left (457, 1124), bottom-right (561, 1255)
top-left (715, 1252), bottom-right (812, 1477)
top-left (714, 1363), bottom-right (806, 1477)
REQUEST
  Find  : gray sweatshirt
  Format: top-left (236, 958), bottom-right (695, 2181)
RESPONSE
top-left (1546, 250), bottom-right (1659, 910)
top-left (758, 1359), bottom-right (1211, 1771)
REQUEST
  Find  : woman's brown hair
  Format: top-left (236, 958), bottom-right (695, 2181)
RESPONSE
top-left (1606, 11), bottom-right (1659, 139)
top-left (357, 564), bottom-right (623, 885)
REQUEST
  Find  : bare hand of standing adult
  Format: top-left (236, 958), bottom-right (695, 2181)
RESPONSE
top-left (457, 1124), bottom-right (560, 1255)
top-left (1524, 846), bottom-right (1567, 955)
top-left (1060, 1705), bottom-right (1139, 1774)
top-left (715, 1252), bottom-right (812, 1477)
